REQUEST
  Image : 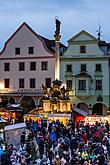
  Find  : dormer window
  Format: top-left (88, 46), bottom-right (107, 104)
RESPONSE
top-left (80, 45), bottom-right (86, 53)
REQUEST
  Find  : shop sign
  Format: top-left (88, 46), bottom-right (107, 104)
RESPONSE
top-left (85, 116), bottom-right (108, 124)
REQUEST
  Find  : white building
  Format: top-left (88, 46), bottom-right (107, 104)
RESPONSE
top-left (0, 22), bottom-right (66, 107)
top-left (60, 30), bottom-right (110, 115)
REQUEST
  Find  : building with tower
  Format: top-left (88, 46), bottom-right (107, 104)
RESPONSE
top-left (60, 30), bottom-right (110, 116)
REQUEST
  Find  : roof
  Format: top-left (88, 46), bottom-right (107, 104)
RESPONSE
top-left (68, 30), bottom-right (98, 43)
top-left (98, 40), bottom-right (107, 46)
top-left (6, 104), bottom-right (23, 112)
top-left (24, 114), bottom-right (41, 117)
top-left (4, 123), bottom-right (26, 131)
top-left (74, 72), bottom-right (92, 78)
top-left (0, 117), bottom-right (7, 123)
top-left (38, 36), bottom-right (67, 54)
top-left (48, 113), bottom-right (71, 118)
top-left (73, 107), bottom-right (88, 116)
top-left (1, 22), bottom-right (67, 56)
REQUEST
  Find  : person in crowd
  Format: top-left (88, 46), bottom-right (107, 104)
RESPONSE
top-left (52, 155), bottom-right (61, 165)
top-left (1, 150), bottom-right (11, 165)
top-left (1, 118), bottom-right (110, 165)
top-left (97, 150), bottom-right (106, 165)
top-left (20, 132), bottom-right (25, 145)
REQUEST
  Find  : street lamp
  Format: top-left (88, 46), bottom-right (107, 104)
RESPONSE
top-left (72, 103), bottom-right (76, 124)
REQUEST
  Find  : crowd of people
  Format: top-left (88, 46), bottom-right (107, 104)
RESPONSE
top-left (0, 118), bottom-right (110, 165)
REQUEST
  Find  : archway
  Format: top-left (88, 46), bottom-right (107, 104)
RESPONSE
top-left (92, 103), bottom-right (107, 115)
top-left (76, 102), bottom-right (89, 113)
top-left (20, 96), bottom-right (36, 113)
top-left (9, 97), bottom-right (15, 104)
top-left (38, 97), bottom-right (43, 107)
top-left (0, 96), bottom-right (8, 107)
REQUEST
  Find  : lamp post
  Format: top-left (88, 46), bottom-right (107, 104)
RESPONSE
top-left (89, 104), bottom-right (92, 115)
top-left (72, 103), bottom-right (76, 125)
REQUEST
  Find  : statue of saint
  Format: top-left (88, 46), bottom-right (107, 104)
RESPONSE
top-left (55, 19), bottom-right (61, 37)
top-left (42, 84), bottom-right (47, 94)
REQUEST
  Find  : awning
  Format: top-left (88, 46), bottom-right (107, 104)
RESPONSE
top-left (47, 113), bottom-right (71, 118)
top-left (4, 123), bottom-right (26, 131)
top-left (73, 107), bottom-right (88, 116)
top-left (0, 117), bottom-right (7, 123)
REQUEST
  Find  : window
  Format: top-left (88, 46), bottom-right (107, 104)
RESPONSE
top-left (30, 62), bottom-right (36, 71)
top-left (4, 63), bottom-right (10, 71)
top-left (67, 80), bottom-right (72, 89)
top-left (19, 79), bottom-right (24, 88)
top-left (28, 47), bottom-right (34, 54)
top-left (4, 79), bottom-right (10, 88)
top-left (96, 64), bottom-right (101, 72)
top-left (96, 80), bottom-right (102, 90)
top-left (15, 47), bottom-right (20, 55)
top-left (41, 62), bottom-right (48, 70)
top-left (66, 65), bottom-right (72, 72)
top-left (19, 62), bottom-right (25, 71)
top-left (45, 78), bottom-right (51, 88)
top-left (80, 46), bottom-right (86, 53)
top-left (81, 64), bottom-right (86, 72)
top-left (30, 78), bottom-right (35, 88)
top-left (78, 80), bottom-right (86, 90)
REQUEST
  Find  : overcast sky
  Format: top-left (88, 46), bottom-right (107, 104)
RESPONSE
top-left (0, 0), bottom-right (110, 50)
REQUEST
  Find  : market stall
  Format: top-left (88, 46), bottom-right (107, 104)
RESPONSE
top-left (47, 113), bottom-right (71, 126)
top-left (23, 114), bottom-right (42, 122)
top-left (0, 117), bottom-right (7, 139)
top-left (84, 116), bottom-right (108, 125)
top-left (72, 107), bottom-right (88, 124)
top-left (4, 123), bottom-right (26, 150)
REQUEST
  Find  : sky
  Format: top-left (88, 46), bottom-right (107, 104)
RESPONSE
top-left (0, 0), bottom-right (110, 50)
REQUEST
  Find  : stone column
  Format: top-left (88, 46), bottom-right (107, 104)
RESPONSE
top-left (54, 19), bottom-right (61, 80)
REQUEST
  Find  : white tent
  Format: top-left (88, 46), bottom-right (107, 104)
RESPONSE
top-left (0, 117), bottom-right (7, 123)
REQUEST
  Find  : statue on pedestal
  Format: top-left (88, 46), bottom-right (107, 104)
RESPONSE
top-left (54, 18), bottom-right (61, 38)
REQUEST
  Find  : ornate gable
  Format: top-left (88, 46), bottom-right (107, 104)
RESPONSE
top-left (68, 30), bottom-right (98, 43)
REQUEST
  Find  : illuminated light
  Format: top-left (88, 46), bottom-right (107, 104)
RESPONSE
top-left (0, 83), bottom-right (4, 90)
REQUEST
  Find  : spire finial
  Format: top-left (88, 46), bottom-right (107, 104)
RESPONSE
top-left (97, 24), bottom-right (102, 41)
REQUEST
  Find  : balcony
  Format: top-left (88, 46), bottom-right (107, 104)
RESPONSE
top-left (76, 89), bottom-right (88, 96)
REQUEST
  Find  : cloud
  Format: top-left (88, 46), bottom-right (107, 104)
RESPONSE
top-left (0, 0), bottom-right (110, 50)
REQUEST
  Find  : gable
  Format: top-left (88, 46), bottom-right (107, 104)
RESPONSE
top-left (68, 30), bottom-right (98, 43)
top-left (0, 22), bottom-right (54, 58)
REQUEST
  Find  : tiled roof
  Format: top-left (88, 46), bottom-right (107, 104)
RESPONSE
top-left (38, 35), bottom-right (67, 54)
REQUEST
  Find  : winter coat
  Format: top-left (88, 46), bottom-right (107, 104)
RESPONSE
top-left (50, 131), bottom-right (56, 142)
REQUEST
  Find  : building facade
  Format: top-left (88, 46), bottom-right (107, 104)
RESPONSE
top-left (60, 30), bottom-right (110, 115)
top-left (0, 22), bottom-right (66, 107)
